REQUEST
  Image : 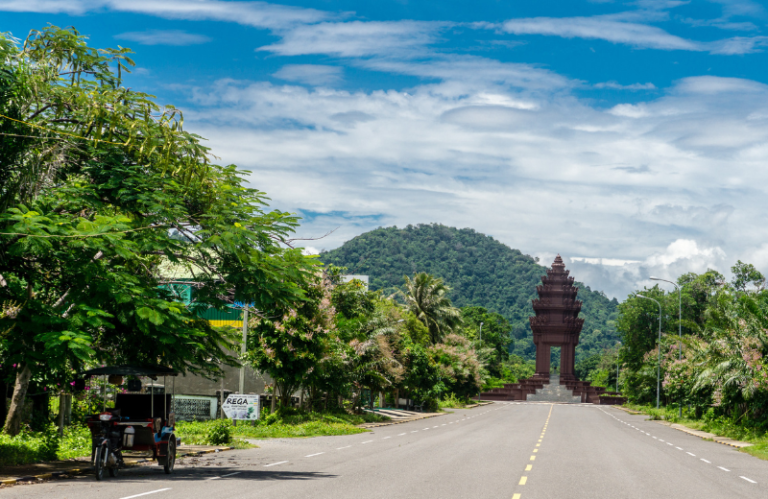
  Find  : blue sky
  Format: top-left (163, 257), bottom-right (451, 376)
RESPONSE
top-left (2, 0), bottom-right (768, 298)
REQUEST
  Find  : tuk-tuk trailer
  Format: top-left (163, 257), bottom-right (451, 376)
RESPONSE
top-left (80, 365), bottom-right (180, 480)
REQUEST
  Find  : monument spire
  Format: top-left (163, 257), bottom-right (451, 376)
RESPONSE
top-left (529, 255), bottom-right (584, 380)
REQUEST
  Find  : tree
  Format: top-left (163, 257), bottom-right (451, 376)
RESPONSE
top-left (247, 273), bottom-right (337, 407)
top-left (428, 334), bottom-right (482, 399)
top-left (401, 272), bottom-right (461, 344)
top-left (459, 306), bottom-right (512, 377)
top-left (731, 261), bottom-right (765, 293)
top-left (0, 27), bottom-right (313, 435)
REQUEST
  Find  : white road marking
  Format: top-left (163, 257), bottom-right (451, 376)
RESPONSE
top-left (383, 436), bottom-right (391, 439)
top-left (265, 461), bottom-right (289, 467)
top-left (718, 466), bottom-right (730, 472)
top-left (700, 459), bottom-right (711, 464)
top-left (411, 431), bottom-right (418, 433)
top-left (305, 452), bottom-right (325, 457)
top-left (398, 433), bottom-right (407, 436)
top-left (120, 489), bottom-right (172, 499)
top-left (686, 452), bottom-right (696, 457)
top-left (740, 476), bottom-right (757, 484)
top-left (337, 446), bottom-right (351, 450)
top-left (220, 472), bottom-right (240, 478)
top-left (361, 441), bottom-right (373, 444)
top-left (667, 443), bottom-right (673, 446)
top-left (676, 447), bottom-right (683, 450)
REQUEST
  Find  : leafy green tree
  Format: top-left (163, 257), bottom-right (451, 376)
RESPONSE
top-left (731, 261), bottom-right (765, 293)
top-left (0, 27), bottom-right (312, 435)
top-left (401, 272), bottom-right (461, 344)
top-left (428, 334), bottom-right (482, 399)
top-left (246, 273), bottom-right (336, 408)
top-left (459, 306), bottom-right (512, 377)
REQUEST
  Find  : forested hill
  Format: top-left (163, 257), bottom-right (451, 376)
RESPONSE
top-left (319, 224), bottom-right (620, 362)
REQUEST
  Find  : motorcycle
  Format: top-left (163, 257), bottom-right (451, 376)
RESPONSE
top-left (89, 409), bottom-right (126, 480)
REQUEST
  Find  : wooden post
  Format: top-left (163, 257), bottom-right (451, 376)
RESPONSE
top-left (58, 392), bottom-right (65, 438)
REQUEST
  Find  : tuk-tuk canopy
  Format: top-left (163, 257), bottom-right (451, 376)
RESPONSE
top-left (81, 365), bottom-right (179, 377)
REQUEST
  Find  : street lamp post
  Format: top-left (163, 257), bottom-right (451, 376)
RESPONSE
top-left (637, 294), bottom-right (662, 409)
top-left (477, 322), bottom-right (484, 400)
top-left (651, 277), bottom-right (682, 417)
top-left (616, 341), bottom-right (621, 393)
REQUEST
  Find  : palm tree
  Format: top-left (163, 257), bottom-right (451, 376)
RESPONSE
top-left (401, 273), bottom-right (462, 344)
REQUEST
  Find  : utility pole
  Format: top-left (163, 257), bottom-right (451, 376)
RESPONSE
top-left (239, 307), bottom-right (248, 394)
top-left (637, 294), bottom-right (662, 409)
top-left (651, 277), bottom-right (683, 418)
top-left (477, 322), bottom-right (484, 400)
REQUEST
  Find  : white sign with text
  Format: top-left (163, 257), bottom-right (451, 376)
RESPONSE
top-left (222, 394), bottom-right (260, 420)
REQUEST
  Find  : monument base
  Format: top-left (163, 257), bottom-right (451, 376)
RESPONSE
top-left (475, 374), bottom-right (626, 405)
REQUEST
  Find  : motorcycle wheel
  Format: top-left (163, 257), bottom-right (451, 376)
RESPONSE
top-left (108, 458), bottom-right (120, 477)
top-left (94, 442), bottom-right (108, 480)
top-left (163, 437), bottom-right (176, 474)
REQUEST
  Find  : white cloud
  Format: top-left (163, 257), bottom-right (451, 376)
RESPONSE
top-left (502, 16), bottom-right (701, 51)
top-left (115, 29), bottom-right (210, 46)
top-left (273, 64), bottom-right (343, 86)
top-left (501, 15), bottom-right (768, 55)
top-left (258, 21), bottom-right (445, 57)
top-left (0, 0), bottom-right (330, 29)
top-left (595, 81), bottom-right (657, 90)
top-left (672, 75), bottom-right (768, 94)
top-left (565, 240), bottom-right (730, 298)
top-left (170, 72), bottom-right (768, 300)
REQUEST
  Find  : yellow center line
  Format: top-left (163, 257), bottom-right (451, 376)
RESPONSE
top-left (510, 404), bottom-right (553, 499)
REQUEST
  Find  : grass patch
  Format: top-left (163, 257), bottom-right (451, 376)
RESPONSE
top-left (0, 424), bottom-right (91, 467)
top-left (742, 442), bottom-right (768, 461)
top-left (175, 409), bottom-right (381, 443)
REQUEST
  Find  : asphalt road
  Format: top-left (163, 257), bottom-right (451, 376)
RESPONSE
top-left (4, 402), bottom-right (768, 499)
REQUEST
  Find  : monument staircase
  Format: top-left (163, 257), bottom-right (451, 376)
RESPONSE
top-left (476, 374), bottom-right (625, 404)
top-left (527, 375), bottom-right (582, 403)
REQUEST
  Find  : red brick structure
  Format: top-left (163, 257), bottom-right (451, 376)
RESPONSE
top-left (531, 254), bottom-right (582, 380)
top-left (476, 255), bottom-right (626, 405)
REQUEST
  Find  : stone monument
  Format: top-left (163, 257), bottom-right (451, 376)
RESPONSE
top-left (474, 255), bottom-right (626, 404)
top-left (530, 254), bottom-right (583, 381)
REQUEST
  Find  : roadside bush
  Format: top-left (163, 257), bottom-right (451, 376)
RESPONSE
top-left (206, 419), bottom-right (232, 445)
top-left (439, 393), bottom-right (467, 409)
top-left (58, 423), bottom-right (91, 460)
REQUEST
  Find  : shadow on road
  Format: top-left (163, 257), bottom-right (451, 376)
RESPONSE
top-left (98, 466), bottom-right (337, 484)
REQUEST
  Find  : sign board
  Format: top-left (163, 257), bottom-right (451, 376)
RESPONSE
top-left (222, 394), bottom-right (260, 420)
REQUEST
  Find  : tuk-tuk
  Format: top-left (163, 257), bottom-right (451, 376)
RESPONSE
top-left (80, 365), bottom-right (179, 480)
